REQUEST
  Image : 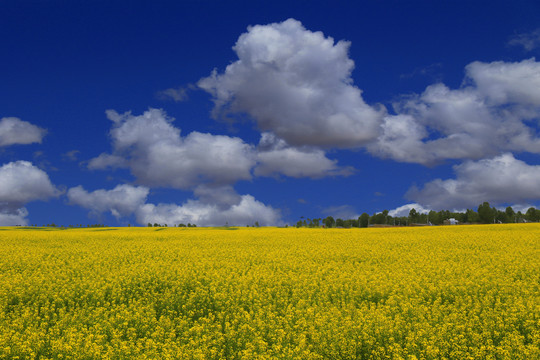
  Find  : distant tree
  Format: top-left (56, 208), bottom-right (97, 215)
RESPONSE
top-left (296, 220), bottom-right (303, 228)
top-left (255, 221), bottom-right (260, 227)
top-left (179, 223), bottom-right (186, 227)
top-left (464, 209), bottom-right (479, 223)
top-left (478, 202), bottom-right (495, 224)
top-left (343, 219), bottom-right (354, 228)
top-left (526, 207), bottom-right (539, 222)
top-left (370, 212), bottom-right (385, 225)
top-left (408, 208), bottom-right (418, 223)
top-left (494, 209), bottom-right (508, 223)
top-left (359, 213), bottom-right (369, 228)
top-left (335, 218), bottom-right (345, 227)
top-left (323, 216), bottom-right (335, 228)
top-left (505, 206), bottom-right (516, 223)
top-left (382, 210), bottom-right (389, 224)
top-left (428, 210), bottom-right (441, 225)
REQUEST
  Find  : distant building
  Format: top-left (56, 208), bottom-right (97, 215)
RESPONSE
top-left (444, 218), bottom-right (459, 225)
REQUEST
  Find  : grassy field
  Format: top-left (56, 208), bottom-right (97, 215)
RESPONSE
top-left (0, 225), bottom-right (538, 359)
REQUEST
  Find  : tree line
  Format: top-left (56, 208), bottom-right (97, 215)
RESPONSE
top-left (297, 202), bottom-right (540, 228)
top-left (147, 223), bottom-right (197, 227)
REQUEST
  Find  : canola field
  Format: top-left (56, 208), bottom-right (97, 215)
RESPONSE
top-left (0, 225), bottom-right (539, 359)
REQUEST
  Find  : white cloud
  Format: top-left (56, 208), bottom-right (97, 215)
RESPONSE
top-left (367, 114), bottom-right (431, 164)
top-left (499, 204), bottom-right (534, 214)
top-left (0, 117), bottom-right (46, 147)
top-left (89, 108), bottom-right (256, 188)
top-left (87, 153), bottom-right (127, 169)
top-left (388, 203), bottom-right (430, 218)
top-left (370, 58), bottom-right (540, 164)
top-left (254, 132), bottom-right (353, 178)
top-left (62, 150), bottom-right (80, 162)
top-left (198, 20), bottom-right (540, 168)
top-left (322, 205), bottom-right (359, 220)
top-left (0, 161), bottom-right (60, 225)
top-left (198, 18), bottom-right (384, 148)
top-left (0, 208), bottom-right (29, 226)
top-left (67, 184), bottom-right (149, 219)
top-left (192, 185), bottom-right (242, 208)
top-left (156, 87), bottom-right (189, 102)
top-left (0, 161), bottom-right (60, 208)
top-left (407, 153), bottom-right (540, 210)
top-left (68, 183), bottom-right (281, 226)
top-left (508, 29), bottom-right (540, 51)
top-left (136, 194), bottom-right (280, 227)
top-left (465, 58), bottom-right (540, 106)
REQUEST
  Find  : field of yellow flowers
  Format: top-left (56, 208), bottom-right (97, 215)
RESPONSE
top-left (0, 225), bottom-right (538, 359)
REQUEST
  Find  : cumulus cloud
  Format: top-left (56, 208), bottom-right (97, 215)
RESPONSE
top-left (136, 194), bottom-right (280, 227)
top-left (62, 150), bottom-right (80, 162)
top-left (156, 87), bottom-right (189, 102)
top-left (388, 203), bottom-right (430, 218)
top-left (406, 153), bottom-right (540, 210)
top-left (0, 208), bottom-right (29, 226)
top-left (508, 29), bottom-right (540, 51)
top-left (198, 19), bottom-right (540, 167)
top-left (0, 161), bottom-right (60, 225)
top-left (0, 161), bottom-right (60, 208)
top-left (89, 108), bottom-right (256, 188)
top-left (0, 117), bottom-right (46, 147)
top-left (254, 132), bottom-right (353, 178)
top-left (198, 18), bottom-right (384, 148)
top-left (87, 153), bottom-right (127, 169)
top-left (322, 205), bottom-right (360, 220)
top-left (466, 59), bottom-right (540, 105)
top-left (67, 183), bottom-right (280, 226)
top-left (370, 58), bottom-right (540, 164)
top-left (67, 184), bottom-right (149, 219)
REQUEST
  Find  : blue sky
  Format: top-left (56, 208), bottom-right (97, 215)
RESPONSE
top-left (2, 0), bottom-right (540, 226)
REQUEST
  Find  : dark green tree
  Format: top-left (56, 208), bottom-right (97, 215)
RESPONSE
top-left (382, 210), bottom-right (389, 224)
top-left (323, 216), bottom-right (335, 228)
top-left (494, 209), bottom-right (508, 223)
top-left (525, 207), bottom-right (539, 222)
top-left (465, 209), bottom-right (479, 223)
top-left (408, 208), bottom-right (418, 223)
top-left (428, 210), bottom-right (441, 225)
top-left (505, 206), bottom-right (516, 223)
top-left (359, 213), bottom-right (369, 228)
top-left (478, 202), bottom-right (495, 224)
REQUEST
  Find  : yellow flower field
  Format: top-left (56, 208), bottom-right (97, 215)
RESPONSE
top-left (0, 225), bottom-right (538, 359)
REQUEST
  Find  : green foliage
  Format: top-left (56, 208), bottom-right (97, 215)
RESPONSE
top-left (323, 216), bottom-right (335, 228)
top-left (359, 213), bottom-right (369, 228)
top-left (478, 202), bottom-right (496, 224)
